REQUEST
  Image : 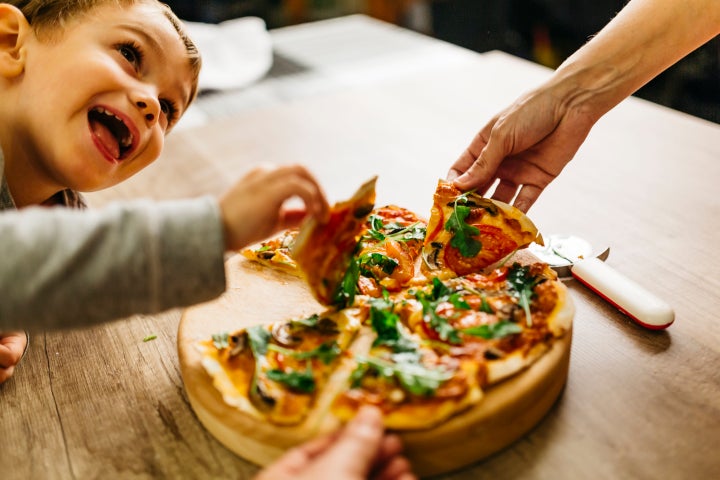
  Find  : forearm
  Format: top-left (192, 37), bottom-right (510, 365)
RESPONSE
top-left (548, 0), bottom-right (720, 121)
top-left (0, 197), bottom-right (226, 331)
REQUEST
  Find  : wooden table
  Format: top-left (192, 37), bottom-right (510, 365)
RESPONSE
top-left (3, 15), bottom-right (719, 480)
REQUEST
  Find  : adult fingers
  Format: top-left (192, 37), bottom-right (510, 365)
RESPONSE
top-left (370, 436), bottom-right (417, 480)
top-left (447, 118), bottom-right (492, 180)
top-left (372, 456), bottom-right (417, 480)
top-left (374, 434), bottom-right (405, 464)
top-left (511, 184), bottom-right (543, 213)
top-left (325, 405), bottom-right (385, 476)
top-left (259, 431), bottom-right (339, 477)
top-left (453, 127), bottom-right (510, 192)
top-left (491, 179), bottom-right (519, 205)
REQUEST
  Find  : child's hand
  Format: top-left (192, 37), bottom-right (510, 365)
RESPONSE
top-left (0, 331), bottom-right (28, 384)
top-left (219, 165), bottom-right (329, 251)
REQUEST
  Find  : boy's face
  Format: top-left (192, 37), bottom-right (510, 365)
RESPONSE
top-left (11, 2), bottom-right (195, 193)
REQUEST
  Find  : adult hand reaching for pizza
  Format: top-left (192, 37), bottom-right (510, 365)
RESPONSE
top-left (447, 0), bottom-right (720, 213)
top-left (254, 406), bottom-right (417, 480)
top-left (447, 83), bottom-right (594, 213)
top-left (219, 164), bottom-right (330, 251)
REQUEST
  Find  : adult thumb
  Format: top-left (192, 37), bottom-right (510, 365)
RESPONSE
top-left (326, 406), bottom-right (385, 476)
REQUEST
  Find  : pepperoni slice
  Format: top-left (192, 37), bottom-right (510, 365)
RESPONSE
top-left (444, 225), bottom-right (518, 275)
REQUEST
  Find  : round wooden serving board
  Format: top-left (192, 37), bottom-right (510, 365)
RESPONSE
top-left (178, 255), bottom-right (572, 477)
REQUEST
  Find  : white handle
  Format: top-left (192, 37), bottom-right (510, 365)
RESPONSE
top-left (570, 258), bottom-right (674, 329)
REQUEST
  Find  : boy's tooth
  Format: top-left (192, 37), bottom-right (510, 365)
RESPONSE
top-left (121, 133), bottom-right (133, 148)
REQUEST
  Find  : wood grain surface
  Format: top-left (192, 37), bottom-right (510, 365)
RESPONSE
top-left (2, 15), bottom-right (719, 480)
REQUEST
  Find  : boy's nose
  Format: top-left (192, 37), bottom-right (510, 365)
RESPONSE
top-left (136, 100), bottom-right (156, 124)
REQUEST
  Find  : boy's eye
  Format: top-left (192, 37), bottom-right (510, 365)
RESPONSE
top-left (118, 42), bottom-right (143, 69)
top-left (160, 99), bottom-right (177, 122)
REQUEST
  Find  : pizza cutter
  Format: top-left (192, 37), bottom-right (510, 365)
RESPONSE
top-left (528, 234), bottom-right (674, 330)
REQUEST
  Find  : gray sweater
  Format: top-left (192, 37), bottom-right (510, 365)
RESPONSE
top-left (0, 147), bottom-right (226, 331)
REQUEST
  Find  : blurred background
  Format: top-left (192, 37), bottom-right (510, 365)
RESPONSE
top-left (167, 0), bottom-right (719, 124)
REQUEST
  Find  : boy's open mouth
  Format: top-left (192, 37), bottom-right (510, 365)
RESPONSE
top-left (88, 107), bottom-right (135, 160)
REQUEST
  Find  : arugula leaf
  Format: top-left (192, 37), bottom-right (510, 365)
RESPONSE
top-left (359, 252), bottom-right (398, 276)
top-left (266, 368), bottom-right (315, 393)
top-left (333, 255), bottom-right (360, 308)
top-left (507, 263), bottom-right (541, 326)
top-left (414, 278), bottom-right (464, 344)
top-left (212, 332), bottom-right (229, 350)
top-left (479, 295), bottom-right (493, 314)
top-left (291, 314), bottom-right (320, 328)
top-left (448, 292), bottom-right (471, 311)
top-left (369, 296), bottom-right (418, 353)
top-left (247, 325), bottom-right (271, 356)
top-left (463, 320), bottom-right (522, 339)
top-left (444, 193), bottom-right (482, 258)
top-left (268, 341), bottom-right (341, 365)
top-left (351, 355), bottom-right (454, 397)
top-left (386, 222), bottom-right (426, 242)
top-left (364, 215), bottom-right (387, 241)
top-left (363, 216), bottom-right (426, 244)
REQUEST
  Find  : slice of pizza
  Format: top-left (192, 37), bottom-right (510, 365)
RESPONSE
top-left (422, 179), bottom-right (543, 279)
top-left (292, 177), bottom-right (377, 307)
top-left (398, 262), bottom-right (573, 387)
top-left (241, 229), bottom-right (300, 277)
top-left (197, 307), bottom-right (365, 425)
top-left (331, 295), bottom-right (483, 430)
top-left (354, 205), bottom-right (427, 297)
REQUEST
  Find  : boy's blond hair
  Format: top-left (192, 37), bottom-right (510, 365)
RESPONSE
top-left (8, 0), bottom-right (202, 104)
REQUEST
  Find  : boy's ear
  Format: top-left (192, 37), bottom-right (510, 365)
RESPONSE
top-left (0, 4), bottom-right (30, 78)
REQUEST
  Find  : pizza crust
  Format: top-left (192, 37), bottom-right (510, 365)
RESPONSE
top-left (178, 254), bottom-right (573, 476)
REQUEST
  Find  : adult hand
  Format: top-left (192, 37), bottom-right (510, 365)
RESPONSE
top-left (0, 331), bottom-right (28, 384)
top-left (255, 406), bottom-right (417, 480)
top-left (219, 164), bottom-right (330, 250)
top-left (447, 81), bottom-right (597, 212)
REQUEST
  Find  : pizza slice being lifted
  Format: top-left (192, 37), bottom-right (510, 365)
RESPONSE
top-left (291, 177), bottom-right (378, 306)
top-left (422, 180), bottom-right (543, 279)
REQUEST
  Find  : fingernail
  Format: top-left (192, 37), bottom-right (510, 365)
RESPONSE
top-left (452, 174), bottom-right (468, 188)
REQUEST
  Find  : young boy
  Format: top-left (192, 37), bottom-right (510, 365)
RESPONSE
top-left (0, 0), bottom-right (329, 378)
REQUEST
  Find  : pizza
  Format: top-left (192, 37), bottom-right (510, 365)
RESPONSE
top-left (197, 260), bottom-right (570, 429)
top-left (197, 307), bottom-right (364, 425)
top-left (181, 177), bottom-right (574, 474)
top-left (290, 176), bottom-right (377, 306)
top-left (394, 262), bottom-right (572, 386)
top-left (422, 179), bottom-right (543, 278)
top-left (242, 203), bottom-right (428, 300)
top-left (241, 229), bottom-right (300, 277)
top-left (331, 294), bottom-right (484, 429)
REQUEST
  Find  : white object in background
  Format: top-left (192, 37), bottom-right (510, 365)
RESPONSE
top-left (183, 17), bottom-right (273, 92)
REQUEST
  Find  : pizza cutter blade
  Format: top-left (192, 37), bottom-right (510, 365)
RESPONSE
top-left (528, 234), bottom-right (674, 330)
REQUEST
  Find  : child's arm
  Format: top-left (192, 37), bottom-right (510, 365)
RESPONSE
top-left (0, 164), bottom-right (328, 331)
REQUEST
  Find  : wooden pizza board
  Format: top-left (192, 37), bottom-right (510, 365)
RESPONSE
top-left (178, 254), bottom-right (572, 477)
